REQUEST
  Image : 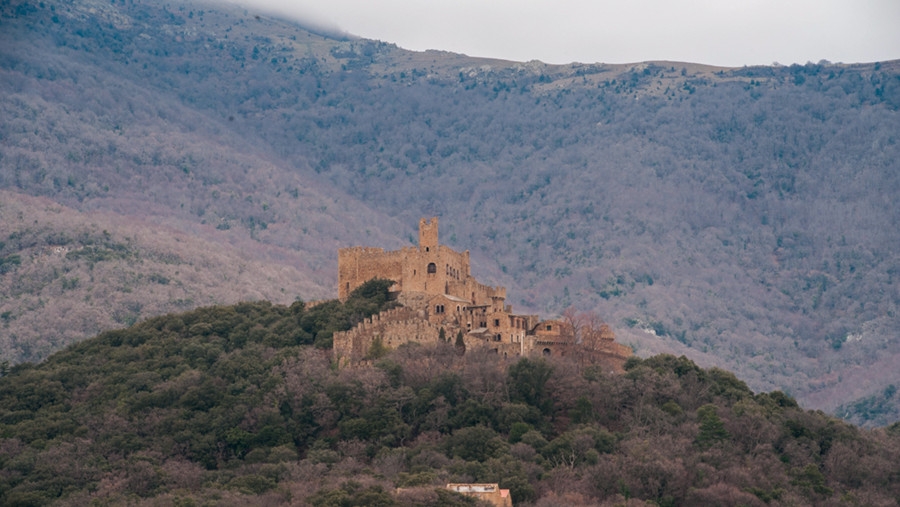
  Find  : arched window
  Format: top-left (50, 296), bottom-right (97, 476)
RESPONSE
top-left (427, 262), bottom-right (436, 274)
top-left (543, 348), bottom-right (552, 356)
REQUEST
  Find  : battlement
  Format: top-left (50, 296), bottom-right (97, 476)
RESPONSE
top-left (339, 246), bottom-right (388, 255)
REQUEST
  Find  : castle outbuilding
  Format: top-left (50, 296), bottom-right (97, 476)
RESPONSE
top-left (333, 218), bottom-right (631, 368)
top-left (446, 484), bottom-right (512, 507)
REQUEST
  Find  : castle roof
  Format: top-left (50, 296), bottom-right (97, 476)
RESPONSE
top-left (443, 294), bottom-right (470, 303)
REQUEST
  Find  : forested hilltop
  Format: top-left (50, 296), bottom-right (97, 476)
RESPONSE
top-left (1, 0), bottom-right (899, 425)
top-left (1, 282), bottom-right (898, 506)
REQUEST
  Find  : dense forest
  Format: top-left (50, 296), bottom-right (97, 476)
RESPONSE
top-left (1, 281), bottom-right (898, 505)
top-left (0, 0), bottom-right (899, 424)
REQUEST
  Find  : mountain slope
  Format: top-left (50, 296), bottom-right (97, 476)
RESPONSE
top-left (0, 191), bottom-right (327, 363)
top-left (1, 0), bottom-right (899, 423)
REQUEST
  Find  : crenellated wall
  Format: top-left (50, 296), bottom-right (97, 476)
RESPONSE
top-left (333, 306), bottom-right (446, 366)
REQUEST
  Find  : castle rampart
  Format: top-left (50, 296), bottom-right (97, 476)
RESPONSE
top-left (333, 218), bottom-right (632, 369)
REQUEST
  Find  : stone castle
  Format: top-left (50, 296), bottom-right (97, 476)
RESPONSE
top-left (333, 218), bottom-right (631, 368)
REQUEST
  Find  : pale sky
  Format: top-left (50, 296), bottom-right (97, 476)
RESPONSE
top-left (226, 0), bottom-right (900, 67)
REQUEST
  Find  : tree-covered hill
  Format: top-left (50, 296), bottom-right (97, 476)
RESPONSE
top-left (0, 285), bottom-right (898, 505)
top-left (1, 0), bottom-right (899, 424)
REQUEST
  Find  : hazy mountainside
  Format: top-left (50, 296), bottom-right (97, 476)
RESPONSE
top-left (1, 0), bottom-right (900, 424)
top-left (1, 291), bottom-right (898, 505)
top-left (0, 0), bottom-right (411, 359)
top-left (0, 191), bottom-right (325, 363)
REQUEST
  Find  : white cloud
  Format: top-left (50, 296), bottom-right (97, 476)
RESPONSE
top-left (224, 0), bottom-right (900, 66)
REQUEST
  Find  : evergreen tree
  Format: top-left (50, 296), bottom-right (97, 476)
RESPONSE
top-left (695, 403), bottom-right (730, 447)
top-left (455, 330), bottom-right (466, 354)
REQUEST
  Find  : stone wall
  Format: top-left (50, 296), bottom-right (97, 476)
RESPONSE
top-left (337, 246), bottom-right (405, 301)
top-left (333, 306), bottom-right (445, 366)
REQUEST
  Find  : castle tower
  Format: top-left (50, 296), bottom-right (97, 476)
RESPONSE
top-left (419, 217), bottom-right (439, 252)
